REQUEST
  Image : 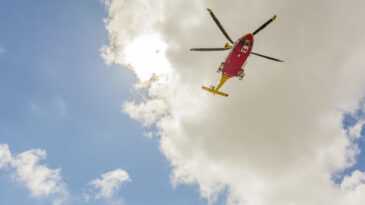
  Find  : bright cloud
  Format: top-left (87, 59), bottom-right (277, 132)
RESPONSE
top-left (11, 149), bottom-right (67, 197)
top-left (124, 98), bottom-right (169, 126)
top-left (348, 119), bottom-right (365, 140)
top-left (100, 0), bottom-right (170, 85)
top-left (0, 144), bottom-right (12, 168)
top-left (86, 168), bottom-right (131, 200)
top-left (102, 0), bottom-right (365, 205)
top-left (0, 144), bottom-right (68, 205)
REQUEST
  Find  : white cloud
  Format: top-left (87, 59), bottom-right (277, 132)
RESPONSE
top-left (11, 149), bottom-right (67, 197)
top-left (0, 144), bottom-right (68, 205)
top-left (123, 99), bottom-right (169, 126)
top-left (0, 144), bottom-right (12, 168)
top-left (348, 120), bottom-right (365, 140)
top-left (102, 0), bottom-right (365, 205)
top-left (346, 102), bottom-right (365, 140)
top-left (100, 0), bottom-right (171, 86)
top-left (341, 170), bottom-right (365, 191)
top-left (339, 170), bottom-right (365, 204)
top-left (86, 168), bottom-right (130, 200)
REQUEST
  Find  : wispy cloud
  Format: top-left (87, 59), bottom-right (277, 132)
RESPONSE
top-left (0, 144), bottom-right (68, 205)
top-left (84, 169), bottom-right (130, 201)
top-left (11, 149), bottom-right (67, 198)
top-left (123, 99), bottom-right (168, 126)
top-left (29, 97), bottom-right (67, 119)
top-left (54, 97), bottom-right (67, 118)
top-left (30, 103), bottom-right (40, 114)
top-left (0, 46), bottom-right (5, 56)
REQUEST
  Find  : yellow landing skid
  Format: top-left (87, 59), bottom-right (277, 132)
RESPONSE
top-left (202, 86), bottom-right (229, 97)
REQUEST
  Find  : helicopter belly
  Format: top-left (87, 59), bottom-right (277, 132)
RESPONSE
top-left (223, 54), bottom-right (248, 77)
top-left (222, 33), bottom-right (254, 78)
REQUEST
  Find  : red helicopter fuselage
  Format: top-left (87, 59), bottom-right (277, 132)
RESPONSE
top-left (202, 33), bottom-right (254, 97)
top-left (223, 33), bottom-right (254, 78)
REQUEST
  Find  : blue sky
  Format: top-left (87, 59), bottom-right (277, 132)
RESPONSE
top-left (0, 0), bottom-right (209, 204)
top-left (1, 1), bottom-right (365, 205)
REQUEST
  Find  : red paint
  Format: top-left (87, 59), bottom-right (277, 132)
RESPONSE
top-left (222, 33), bottom-right (254, 78)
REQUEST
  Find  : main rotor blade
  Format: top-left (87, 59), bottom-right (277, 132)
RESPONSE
top-left (253, 15), bottom-right (276, 36)
top-left (190, 47), bottom-right (230, 51)
top-left (251, 52), bottom-right (284, 62)
top-left (207, 8), bottom-right (234, 44)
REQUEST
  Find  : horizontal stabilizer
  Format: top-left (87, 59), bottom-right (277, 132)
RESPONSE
top-left (202, 86), bottom-right (229, 97)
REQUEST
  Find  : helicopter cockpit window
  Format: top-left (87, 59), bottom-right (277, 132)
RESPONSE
top-left (241, 40), bottom-right (251, 53)
top-left (241, 46), bottom-right (249, 53)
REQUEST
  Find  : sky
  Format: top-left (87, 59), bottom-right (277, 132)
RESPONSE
top-left (1, 0), bottom-right (365, 205)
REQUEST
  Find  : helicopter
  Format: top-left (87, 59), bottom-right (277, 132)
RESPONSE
top-left (190, 8), bottom-right (284, 97)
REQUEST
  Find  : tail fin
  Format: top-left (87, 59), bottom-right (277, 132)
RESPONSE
top-left (202, 86), bottom-right (229, 97)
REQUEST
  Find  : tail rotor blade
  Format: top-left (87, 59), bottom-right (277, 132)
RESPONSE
top-left (207, 8), bottom-right (234, 44)
top-left (251, 52), bottom-right (284, 62)
top-left (253, 15), bottom-right (276, 36)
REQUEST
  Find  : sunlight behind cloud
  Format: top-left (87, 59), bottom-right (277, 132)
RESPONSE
top-left (100, 0), bottom-right (169, 86)
top-left (123, 33), bottom-right (171, 83)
